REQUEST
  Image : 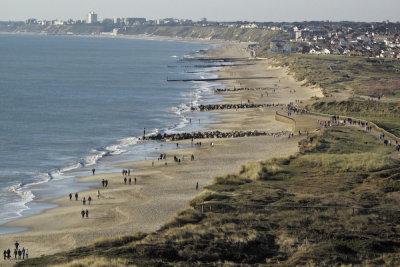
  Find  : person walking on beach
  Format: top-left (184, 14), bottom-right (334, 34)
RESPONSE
top-left (13, 249), bottom-right (17, 259)
top-left (92, 168), bottom-right (95, 175)
top-left (105, 180), bottom-right (108, 187)
top-left (128, 169), bottom-right (130, 176)
top-left (134, 177), bottom-right (137, 184)
top-left (196, 182), bottom-right (199, 191)
top-left (88, 196), bottom-right (92, 205)
top-left (124, 177), bottom-right (127, 184)
top-left (7, 249), bottom-right (10, 259)
top-left (18, 249), bottom-right (21, 259)
top-left (3, 250), bottom-right (6, 260)
top-left (75, 192), bottom-right (78, 201)
top-left (81, 209), bottom-right (85, 218)
top-left (14, 241), bottom-right (19, 250)
top-left (176, 143), bottom-right (179, 148)
top-left (102, 179), bottom-right (105, 187)
top-left (22, 248), bottom-right (25, 259)
top-left (129, 177), bottom-right (131, 184)
top-left (85, 209), bottom-right (89, 218)
top-left (97, 190), bottom-right (100, 199)
top-left (69, 193), bottom-right (72, 200)
top-left (82, 197), bottom-right (86, 205)
top-left (25, 249), bottom-right (28, 259)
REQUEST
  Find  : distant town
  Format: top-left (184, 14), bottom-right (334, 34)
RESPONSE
top-left (2, 11), bottom-right (400, 59)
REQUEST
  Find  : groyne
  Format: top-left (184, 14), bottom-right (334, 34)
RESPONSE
top-left (191, 103), bottom-right (283, 111)
top-left (142, 130), bottom-right (289, 141)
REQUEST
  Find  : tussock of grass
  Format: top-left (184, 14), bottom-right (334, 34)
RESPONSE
top-left (160, 208), bottom-right (204, 230)
top-left (92, 232), bottom-right (146, 249)
top-left (212, 174), bottom-right (251, 186)
top-left (49, 256), bottom-right (129, 267)
top-left (189, 190), bottom-right (229, 206)
top-left (292, 153), bottom-right (396, 172)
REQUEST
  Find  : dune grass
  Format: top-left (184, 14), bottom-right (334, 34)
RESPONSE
top-left (49, 257), bottom-right (129, 267)
top-left (17, 127), bottom-right (400, 266)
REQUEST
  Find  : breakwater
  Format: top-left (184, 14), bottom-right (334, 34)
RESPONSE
top-left (142, 130), bottom-right (289, 141)
top-left (191, 103), bottom-right (283, 111)
top-left (215, 87), bottom-right (272, 92)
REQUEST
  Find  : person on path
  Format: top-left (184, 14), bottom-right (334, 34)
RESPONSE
top-left (18, 249), bottom-right (21, 259)
top-left (105, 180), bottom-right (108, 187)
top-left (15, 241), bottom-right (19, 250)
top-left (97, 190), bottom-right (100, 199)
top-left (134, 177), bottom-right (137, 184)
top-left (88, 196), bottom-right (92, 205)
top-left (13, 249), bottom-right (17, 259)
top-left (69, 193), bottom-right (72, 200)
top-left (22, 248), bottom-right (25, 259)
top-left (128, 177), bottom-right (131, 184)
top-left (7, 249), bottom-right (10, 259)
top-left (92, 168), bottom-right (95, 175)
top-left (85, 209), bottom-right (89, 218)
top-left (81, 209), bottom-right (85, 218)
top-left (196, 182), bottom-right (199, 191)
top-left (82, 197), bottom-right (86, 205)
top-left (124, 177), bottom-right (127, 184)
top-left (75, 192), bottom-right (78, 201)
top-left (3, 250), bottom-right (6, 260)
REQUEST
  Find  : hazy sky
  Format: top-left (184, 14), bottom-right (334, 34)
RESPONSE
top-left (1, 0), bottom-right (399, 22)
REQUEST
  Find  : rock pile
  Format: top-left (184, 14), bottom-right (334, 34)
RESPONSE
top-left (191, 103), bottom-right (283, 111)
top-left (215, 87), bottom-right (271, 92)
top-left (142, 130), bottom-right (289, 141)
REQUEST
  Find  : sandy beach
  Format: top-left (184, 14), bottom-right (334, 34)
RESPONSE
top-left (0, 42), bottom-right (323, 265)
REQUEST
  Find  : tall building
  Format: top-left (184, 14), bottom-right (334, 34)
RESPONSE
top-left (87, 12), bottom-right (98, 24)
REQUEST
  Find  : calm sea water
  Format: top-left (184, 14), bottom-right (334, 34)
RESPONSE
top-left (0, 34), bottom-right (223, 230)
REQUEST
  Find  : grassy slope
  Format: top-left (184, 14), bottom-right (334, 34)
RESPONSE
top-left (258, 51), bottom-right (400, 136)
top-left (18, 127), bottom-right (400, 266)
top-left (258, 52), bottom-right (400, 98)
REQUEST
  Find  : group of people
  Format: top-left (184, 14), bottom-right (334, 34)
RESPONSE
top-left (69, 192), bottom-right (80, 200)
top-left (123, 176), bottom-right (136, 185)
top-left (121, 169), bottom-right (130, 176)
top-left (3, 241), bottom-right (28, 261)
top-left (101, 179), bottom-right (109, 187)
top-left (81, 196), bottom-right (92, 205)
top-left (81, 209), bottom-right (89, 218)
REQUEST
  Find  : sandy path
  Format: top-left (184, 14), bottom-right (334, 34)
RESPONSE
top-left (0, 42), bottom-right (322, 265)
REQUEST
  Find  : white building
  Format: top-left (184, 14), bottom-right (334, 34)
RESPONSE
top-left (87, 12), bottom-right (98, 24)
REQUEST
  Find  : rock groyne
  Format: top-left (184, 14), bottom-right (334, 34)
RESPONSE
top-left (191, 103), bottom-right (283, 111)
top-left (142, 130), bottom-right (289, 141)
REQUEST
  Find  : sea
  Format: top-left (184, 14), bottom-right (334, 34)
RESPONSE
top-left (0, 34), bottom-right (224, 233)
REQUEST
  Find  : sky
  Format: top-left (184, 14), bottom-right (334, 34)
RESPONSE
top-left (0, 0), bottom-right (399, 22)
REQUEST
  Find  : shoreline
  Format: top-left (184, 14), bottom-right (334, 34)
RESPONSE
top-left (0, 41), bottom-right (322, 264)
top-left (0, 36), bottom-right (220, 230)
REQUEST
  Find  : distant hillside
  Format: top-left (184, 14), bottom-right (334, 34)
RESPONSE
top-left (124, 25), bottom-right (277, 44)
top-left (0, 23), bottom-right (278, 45)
